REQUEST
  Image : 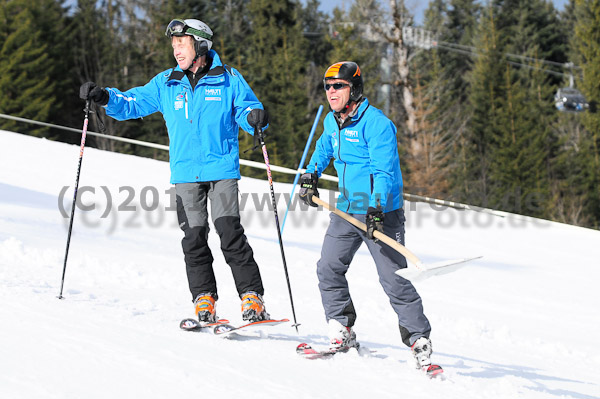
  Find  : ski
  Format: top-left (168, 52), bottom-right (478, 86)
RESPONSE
top-left (296, 343), bottom-right (339, 359)
top-left (212, 318), bottom-right (289, 337)
top-left (421, 364), bottom-right (444, 379)
top-left (179, 318), bottom-right (230, 332)
top-left (295, 342), bottom-right (373, 359)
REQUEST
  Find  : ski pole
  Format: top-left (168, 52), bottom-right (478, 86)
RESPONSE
top-left (255, 126), bottom-right (300, 332)
top-left (280, 105), bottom-right (323, 235)
top-left (58, 100), bottom-right (91, 299)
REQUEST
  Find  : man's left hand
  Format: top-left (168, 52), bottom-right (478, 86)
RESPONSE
top-left (299, 172), bottom-right (319, 207)
top-left (366, 206), bottom-right (384, 241)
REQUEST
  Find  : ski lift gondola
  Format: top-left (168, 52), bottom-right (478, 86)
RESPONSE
top-left (554, 65), bottom-right (588, 113)
top-left (554, 87), bottom-right (588, 113)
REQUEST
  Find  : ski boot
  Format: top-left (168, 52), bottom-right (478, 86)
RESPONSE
top-left (194, 293), bottom-right (217, 324)
top-left (411, 337), bottom-right (443, 377)
top-left (328, 319), bottom-right (359, 352)
top-left (241, 292), bottom-right (270, 322)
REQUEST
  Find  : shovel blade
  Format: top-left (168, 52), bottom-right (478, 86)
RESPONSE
top-left (396, 256), bottom-right (482, 282)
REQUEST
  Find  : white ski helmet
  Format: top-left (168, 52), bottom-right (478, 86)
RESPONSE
top-left (165, 18), bottom-right (213, 58)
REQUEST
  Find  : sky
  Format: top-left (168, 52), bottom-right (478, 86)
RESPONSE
top-left (316, 0), bottom-right (569, 24)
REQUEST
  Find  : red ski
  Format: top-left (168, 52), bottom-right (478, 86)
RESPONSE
top-left (212, 319), bottom-right (290, 337)
top-left (296, 342), bottom-right (374, 359)
top-left (422, 364), bottom-right (444, 379)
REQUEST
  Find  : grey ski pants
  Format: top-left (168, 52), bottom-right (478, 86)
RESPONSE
top-left (317, 209), bottom-right (431, 346)
top-left (175, 179), bottom-right (263, 301)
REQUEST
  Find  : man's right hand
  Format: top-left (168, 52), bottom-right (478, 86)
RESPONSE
top-left (79, 82), bottom-right (109, 105)
top-left (247, 108), bottom-right (269, 130)
top-left (299, 172), bottom-right (319, 207)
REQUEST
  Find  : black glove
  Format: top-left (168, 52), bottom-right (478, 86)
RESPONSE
top-left (298, 172), bottom-right (319, 207)
top-left (79, 82), bottom-right (109, 105)
top-left (366, 206), bottom-right (384, 241)
top-left (247, 108), bottom-right (269, 130)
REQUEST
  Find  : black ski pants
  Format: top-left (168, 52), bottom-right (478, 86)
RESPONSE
top-left (175, 180), bottom-right (264, 301)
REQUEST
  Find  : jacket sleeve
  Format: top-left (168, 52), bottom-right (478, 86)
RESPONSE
top-left (366, 117), bottom-right (398, 209)
top-left (229, 68), bottom-right (266, 135)
top-left (305, 128), bottom-right (333, 176)
top-left (104, 74), bottom-right (163, 121)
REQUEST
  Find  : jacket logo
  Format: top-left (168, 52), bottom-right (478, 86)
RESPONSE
top-left (344, 129), bottom-right (359, 143)
top-left (174, 93), bottom-right (184, 110)
top-left (205, 88), bottom-right (222, 101)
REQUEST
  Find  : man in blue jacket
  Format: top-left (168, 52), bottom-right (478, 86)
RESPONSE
top-left (80, 19), bottom-right (270, 324)
top-left (299, 61), bottom-right (441, 375)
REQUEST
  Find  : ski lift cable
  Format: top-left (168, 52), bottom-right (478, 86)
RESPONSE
top-left (432, 39), bottom-right (588, 111)
top-left (434, 43), bottom-right (478, 58)
top-left (432, 42), bottom-right (580, 80)
top-left (505, 60), bottom-right (566, 78)
top-left (437, 40), bottom-right (575, 70)
top-left (504, 52), bottom-right (577, 69)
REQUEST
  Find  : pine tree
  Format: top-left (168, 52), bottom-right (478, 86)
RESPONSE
top-left (546, 0), bottom-right (589, 226)
top-left (298, 0), bottom-right (332, 115)
top-left (0, 0), bottom-right (64, 137)
top-left (206, 0), bottom-right (252, 68)
top-left (240, 0), bottom-right (312, 181)
top-left (32, 0), bottom-right (76, 141)
top-left (462, 3), bottom-right (505, 207)
top-left (122, 0), bottom-right (213, 160)
top-left (444, 0), bottom-right (481, 101)
top-left (332, 2), bottom-right (385, 108)
top-left (417, 0), bottom-right (482, 201)
top-left (71, 0), bottom-right (124, 151)
top-left (572, 0), bottom-right (600, 227)
top-left (484, 0), bottom-right (566, 218)
top-left (489, 65), bottom-right (548, 216)
top-left (411, 0), bottom-right (481, 199)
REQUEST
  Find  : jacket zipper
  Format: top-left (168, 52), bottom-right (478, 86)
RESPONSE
top-left (336, 126), bottom-right (351, 212)
top-left (185, 91), bottom-right (189, 119)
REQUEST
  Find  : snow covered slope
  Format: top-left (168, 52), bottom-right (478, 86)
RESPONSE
top-left (1, 130), bottom-right (599, 399)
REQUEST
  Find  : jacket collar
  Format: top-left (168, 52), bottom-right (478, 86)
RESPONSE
top-left (334, 97), bottom-right (369, 128)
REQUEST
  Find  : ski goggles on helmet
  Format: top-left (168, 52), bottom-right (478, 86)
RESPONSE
top-left (165, 19), bottom-right (213, 40)
top-left (165, 19), bottom-right (187, 38)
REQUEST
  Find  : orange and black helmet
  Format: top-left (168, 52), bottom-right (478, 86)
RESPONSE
top-left (323, 61), bottom-right (363, 102)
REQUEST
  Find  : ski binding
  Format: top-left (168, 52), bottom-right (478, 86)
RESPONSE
top-left (179, 318), bottom-right (230, 332)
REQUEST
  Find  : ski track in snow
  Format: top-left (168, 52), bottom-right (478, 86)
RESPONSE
top-left (1, 130), bottom-right (599, 399)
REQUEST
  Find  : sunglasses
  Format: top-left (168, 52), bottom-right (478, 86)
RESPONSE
top-left (324, 82), bottom-right (350, 91)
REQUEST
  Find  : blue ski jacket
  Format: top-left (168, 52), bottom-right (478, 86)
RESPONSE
top-left (306, 98), bottom-right (403, 214)
top-left (104, 50), bottom-right (265, 183)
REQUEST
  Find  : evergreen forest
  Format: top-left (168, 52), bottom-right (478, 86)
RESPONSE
top-left (1, 0), bottom-right (599, 229)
